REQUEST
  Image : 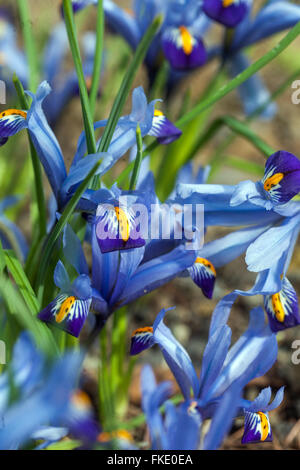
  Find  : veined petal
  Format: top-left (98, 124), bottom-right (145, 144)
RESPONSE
top-left (95, 203), bottom-right (146, 253)
top-left (153, 308), bottom-right (199, 400)
top-left (233, 2), bottom-right (300, 50)
top-left (264, 277), bottom-right (300, 332)
top-left (26, 81), bottom-right (67, 200)
top-left (188, 257), bottom-right (216, 299)
top-left (203, 0), bottom-right (251, 28)
top-left (148, 109), bottom-right (182, 145)
top-left (241, 411), bottom-right (272, 444)
top-left (162, 26), bottom-right (207, 70)
top-left (130, 327), bottom-right (155, 355)
top-left (261, 151), bottom-right (300, 205)
top-left (0, 109), bottom-right (27, 140)
top-left (38, 293), bottom-right (91, 337)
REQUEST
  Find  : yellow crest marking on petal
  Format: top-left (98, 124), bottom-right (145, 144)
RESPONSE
top-left (115, 206), bottom-right (130, 242)
top-left (263, 172), bottom-right (284, 192)
top-left (0, 109), bottom-right (27, 119)
top-left (257, 412), bottom-right (269, 442)
top-left (56, 296), bottom-right (76, 323)
top-left (179, 26), bottom-right (193, 55)
top-left (71, 390), bottom-right (92, 409)
top-left (98, 429), bottom-right (133, 443)
top-left (154, 109), bottom-right (164, 117)
top-left (195, 257), bottom-right (217, 276)
top-left (223, 0), bottom-right (235, 7)
top-left (131, 326), bottom-right (153, 337)
top-left (271, 292), bottom-right (285, 322)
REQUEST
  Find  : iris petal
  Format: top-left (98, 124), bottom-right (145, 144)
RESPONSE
top-left (262, 151), bottom-right (300, 205)
top-left (242, 411), bottom-right (272, 444)
top-left (148, 110), bottom-right (182, 145)
top-left (0, 109), bottom-right (27, 141)
top-left (188, 257), bottom-right (216, 299)
top-left (38, 293), bottom-right (91, 337)
top-left (130, 327), bottom-right (154, 355)
top-left (162, 26), bottom-right (207, 70)
top-left (95, 204), bottom-right (146, 253)
top-left (203, 0), bottom-right (250, 28)
top-left (264, 277), bottom-right (300, 332)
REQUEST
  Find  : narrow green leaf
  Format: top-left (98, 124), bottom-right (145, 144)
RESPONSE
top-left (0, 275), bottom-right (58, 356)
top-left (129, 125), bottom-right (143, 190)
top-left (90, 0), bottom-right (104, 117)
top-left (116, 21), bottom-right (300, 185)
top-left (63, 0), bottom-right (97, 155)
top-left (5, 250), bottom-right (40, 314)
top-left (17, 0), bottom-right (39, 92)
top-left (224, 155), bottom-right (265, 177)
top-left (0, 240), bottom-right (6, 273)
top-left (177, 22), bottom-right (300, 128)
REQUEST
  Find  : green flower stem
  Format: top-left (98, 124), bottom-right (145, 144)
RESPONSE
top-left (13, 75), bottom-right (47, 240)
top-left (62, 0), bottom-right (97, 155)
top-left (17, 0), bottom-right (39, 92)
top-left (89, 0), bottom-right (104, 117)
top-left (34, 15), bottom-right (163, 300)
top-left (129, 125), bottom-right (143, 190)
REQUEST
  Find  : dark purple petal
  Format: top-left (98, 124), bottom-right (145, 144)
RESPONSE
top-left (0, 109), bottom-right (27, 139)
top-left (38, 294), bottom-right (91, 337)
top-left (264, 277), bottom-right (300, 333)
top-left (203, 0), bottom-right (249, 28)
top-left (188, 257), bottom-right (216, 299)
top-left (95, 204), bottom-right (146, 253)
top-left (262, 151), bottom-right (300, 204)
top-left (162, 26), bottom-right (207, 70)
top-left (130, 327), bottom-right (155, 355)
top-left (148, 110), bottom-right (182, 145)
top-left (241, 411), bottom-right (272, 444)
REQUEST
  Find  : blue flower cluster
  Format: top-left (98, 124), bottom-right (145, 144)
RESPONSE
top-left (0, 0), bottom-right (299, 451)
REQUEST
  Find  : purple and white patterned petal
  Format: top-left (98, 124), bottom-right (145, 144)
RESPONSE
top-left (188, 257), bottom-right (216, 299)
top-left (95, 204), bottom-right (146, 253)
top-left (148, 110), bottom-right (182, 145)
top-left (264, 277), bottom-right (300, 333)
top-left (38, 293), bottom-right (91, 337)
top-left (261, 151), bottom-right (300, 205)
top-left (241, 411), bottom-right (272, 444)
top-left (0, 109), bottom-right (28, 140)
top-left (130, 327), bottom-right (155, 355)
top-left (162, 26), bottom-right (207, 70)
top-left (203, 0), bottom-right (250, 28)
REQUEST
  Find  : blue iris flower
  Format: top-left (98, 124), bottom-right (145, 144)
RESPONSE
top-left (141, 364), bottom-right (243, 450)
top-left (176, 151), bottom-right (300, 331)
top-left (138, 302), bottom-right (278, 450)
top-left (0, 11), bottom-right (99, 125)
top-left (241, 386), bottom-right (284, 444)
top-left (131, 306), bottom-right (278, 427)
top-left (70, 0), bottom-right (211, 75)
top-left (0, 82), bottom-right (180, 213)
top-left (0, 332), bottom-right (98, 449)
